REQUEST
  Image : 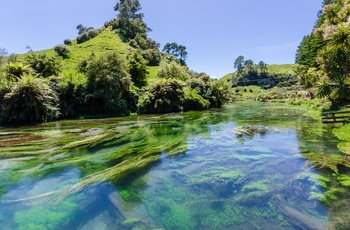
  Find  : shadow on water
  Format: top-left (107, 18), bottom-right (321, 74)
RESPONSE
top-left (0, 103), bottom-right (350, 229)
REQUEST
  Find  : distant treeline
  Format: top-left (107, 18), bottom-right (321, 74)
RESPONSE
top-left (231, 56), bottom-right (297, 88)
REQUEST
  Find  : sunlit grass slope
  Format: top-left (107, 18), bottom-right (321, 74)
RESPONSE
top-left (19, 28), bottom-right (160, 81)
top-left (218, 64), bottom-right (295, 83)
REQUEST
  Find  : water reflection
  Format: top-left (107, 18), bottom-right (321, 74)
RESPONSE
top-left (0, 104), bottom-right (349, 229)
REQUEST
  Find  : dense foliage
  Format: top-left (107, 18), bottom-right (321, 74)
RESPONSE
top-left (84, 52), bottom-right (131, 115)
top-left (162, 42), bottom-right (188, 65)
top-left (128, 51), bottom-right (148, 88)
top-left (0, 74), bottom-right (59, 124)
top-left (0, 1), bottom-right (230, 125)
top-left (295, 0), bottom-right (350, 106)
top-left (231, 56), bottom-right (296, 89)
top-left (295, 34), bottom-right (324, 68)
top-left (25, 53), bottom-right (62, 78)
top-left (54, 44), bottom-right (71, 58)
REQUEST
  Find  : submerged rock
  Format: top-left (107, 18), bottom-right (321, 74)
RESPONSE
top-left (79, 211), bottom-right (119, 230)
top-left (271, 195), bottom-right (326, 230)
top-left (108, 191), bottom-right (155, 228)
top-left (235, 125), bottom-right (268, 138)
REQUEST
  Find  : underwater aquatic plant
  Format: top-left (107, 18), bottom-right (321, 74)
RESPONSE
top-left (14, 200), bottom-right (78, 230)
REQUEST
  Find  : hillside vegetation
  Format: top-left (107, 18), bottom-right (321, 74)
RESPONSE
top-left (219, 64), bottom-right (295, 83)
top-left (218, 57), bottom-right (330, 110)
top-left (18, 28), bottom-right (160, 82)
top-left (0, 0), bottom-right (230, 125)
top-left (295, 0), bottom-right (350, 108)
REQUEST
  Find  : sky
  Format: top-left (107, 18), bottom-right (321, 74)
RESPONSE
top-left (0, 0), bottom-right (322, 78)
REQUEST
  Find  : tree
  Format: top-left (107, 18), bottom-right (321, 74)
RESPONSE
top-left (293, 64), bottom-right (319, 88)
top-left (54, 45), bottom-right (71, 58)
top-left (114, 0), bottom-right (149, 41)
top-left (162, 42), bottom-right (178, 56)
top-left (128, 51), bottom-right (148, 88)
top-left (114, 0), bottom-right (144, 21)
top-left (0, 47), bottom-right (8, 66)
top-left (77, 29), bottom-right (100, 44)
top-left (244, 59), bottom-right (255, 74)
top-left (157, 60), bottom-right (189, 80)
top-left (141, 48), bottom-right (161, 66)
top-left (177, 45), bottom-right (188, 65)
top-left (311, 2), bottom-right (350, 103)
top-left (258, 61), bottom-right (268, 73)
top-left (137, 78), bottom-right (185, 114)
top-left (205, 81), bottom-right (231, 108)
top-left (76, 24), bottom-right (85, 35)
top-left (64, 39), bottom-right (72, 45)
top-left (84, 52), bottom-right (131, 115)
top-left (295, 34), bottom-right (324, 68)
top-left (1, 74), bottom-right (59, 124)
top-left (234, 56), bottom-right (245, 72)
top-left (7, 62), bottom-right (35, 78)
top-left (162, 42), bottom-right (188, 65)
top-left (25, 53), bottom-right (61, 78)
top-left (76, 24), bottom-right (93, 35)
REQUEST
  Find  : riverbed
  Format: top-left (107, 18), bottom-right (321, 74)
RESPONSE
top-left (0, 103), bottom-right (349, 229)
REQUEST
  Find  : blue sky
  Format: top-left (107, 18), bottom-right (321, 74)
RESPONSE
top-left (1, 0), bottom-right (322, 78)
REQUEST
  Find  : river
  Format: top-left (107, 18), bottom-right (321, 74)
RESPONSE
top-left (0, 103), bottom-right (349, 229)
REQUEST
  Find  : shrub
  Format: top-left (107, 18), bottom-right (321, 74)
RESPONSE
top-left (128, 51), bottom-right (148, 88)
top-left (54, 44), bottom-right (71, 57)
top-left (117, 20), bottom-right (149, 42)
top-left (7, 62), bottom-right (34, 78)
top-left (157, 60), bottom-right (189, 80)
top-left (76, 29), bottom-right (100, 44)
top-left (25, 53), bottom-right (61, 78)
top-left (138, 78), bottom-right (185, 114)
top-left (77, 33), bottom-right (89, 44)
top-left (142, 49), bottom-right (161, 66)
top-left (205, 81), bottom-right (231, 108)
top-left (188, 78), bottom-right (207, 96)
top-left (64, 39), bottom-right (72, 45)
top-left (0, 74), bottom-right (59, 124)
top-left (183, 89), bottom-right (210, 111)
top-left (58, 80), bottom-right (86, 118)
top-left (84, 52), bottom-right (131, 115)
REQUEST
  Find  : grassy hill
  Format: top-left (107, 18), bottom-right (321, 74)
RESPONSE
top-left (266, 64), bottom-right (294, 74)
top-left (219, 72), bottom-right (235, 83)
top-left (219, 64), bottom-right (295, 83)
top-left (19, 27), bottom-right (161, 82)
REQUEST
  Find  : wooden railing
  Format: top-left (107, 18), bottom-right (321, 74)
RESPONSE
top-left (322, 110), bottom-right (350, 123)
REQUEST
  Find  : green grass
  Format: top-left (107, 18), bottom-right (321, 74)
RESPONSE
top-left (16, 27), bottom-right (161, 83)
top-left (232, 85), bottom-right (264, 101)
top-left (147, 66), bottom-right (161, 83)
top-left (219, 64), bottom-right (295, 83)
top-left (219, 73), bottom-right (234, 83)
top-left (61, 29), bottom-right (131, 69)
top-left (266, 64), bottom-right (294, 74)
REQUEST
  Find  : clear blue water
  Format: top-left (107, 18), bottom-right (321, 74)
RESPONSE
top-left (0, 103), bottom-right (349, 229)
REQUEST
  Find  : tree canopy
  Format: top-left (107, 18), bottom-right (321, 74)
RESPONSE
top-left (114, 0), bottom-right (144, 21)
top-left (294, 0), bottom-right (350, 104)
top-left (162, 42), bottom-right (188, 65)
top-left (113, 0), bottom-right (149, 41)
top-left (234, 56), bottom-right (245, 72)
